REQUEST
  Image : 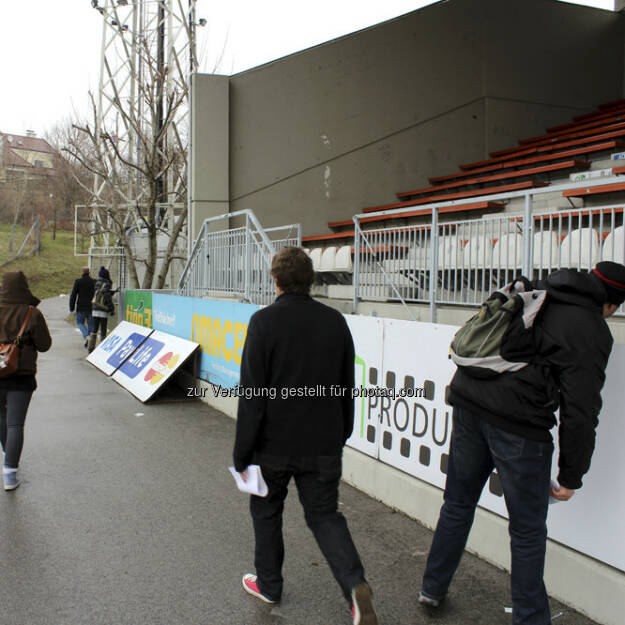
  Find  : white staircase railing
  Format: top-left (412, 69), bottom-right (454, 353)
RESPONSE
top-left (177, 209), bottom-right (301, 305)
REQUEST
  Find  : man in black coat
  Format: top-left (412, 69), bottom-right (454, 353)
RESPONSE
top-left (419, 261), bottom-right (625, 625)
top-left (233, 247), bottom-right (378, 625)
top-left (69, 267), bottom-right (95, 348)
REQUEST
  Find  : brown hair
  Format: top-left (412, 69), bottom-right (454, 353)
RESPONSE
top-left (271, 247), bottom-right (314, 295)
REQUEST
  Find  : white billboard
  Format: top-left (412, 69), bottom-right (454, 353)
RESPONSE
top-left (345, 317), bottom-right (625, 571)
top-left (344, 314), bottom-right (384, 458)
top-left (112, 330), bottom-right (199, 402)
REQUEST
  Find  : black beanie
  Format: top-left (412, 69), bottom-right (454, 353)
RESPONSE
top-left (593, 261), bottom-right (625, 305)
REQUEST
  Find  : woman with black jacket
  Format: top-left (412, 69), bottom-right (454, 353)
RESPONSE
top-left (88, 266), bottom-right (115, 353)
top-left (0, 271), bottom-right (52, 490)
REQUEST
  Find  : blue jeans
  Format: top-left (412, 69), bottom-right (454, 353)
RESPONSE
top-left (76, 311), bottom-right (92, 339)
top-left (422, 406), bottom-right (553, 625)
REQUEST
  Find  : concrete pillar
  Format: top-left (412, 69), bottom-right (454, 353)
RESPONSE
top-left (618, 2), bottom-right (625, 97)
top-left (190, 73), bottom-right (230, 244)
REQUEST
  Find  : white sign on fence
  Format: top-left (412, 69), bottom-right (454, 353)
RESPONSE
top-left (86, 320), bottom-right (153, 376)
top-left (344, 314), bottom-right (384, 458)
top-left (345, 318), bottom-right (625, 571)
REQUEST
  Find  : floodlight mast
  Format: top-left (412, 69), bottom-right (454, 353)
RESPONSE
top-left (87, 0), bottom-right (200, 287)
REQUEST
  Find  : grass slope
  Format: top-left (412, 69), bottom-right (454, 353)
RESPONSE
top-left (0, 224), bottom-right (85, 300)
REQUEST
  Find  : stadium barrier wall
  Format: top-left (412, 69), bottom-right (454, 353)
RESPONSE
top-left (126, 290), bottom-right (625, 625)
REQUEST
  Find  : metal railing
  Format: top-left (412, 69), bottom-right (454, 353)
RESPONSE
top-left (353, 177), bottom-right (625, 320)
top-left (177, 209), bottom-right (301, 305)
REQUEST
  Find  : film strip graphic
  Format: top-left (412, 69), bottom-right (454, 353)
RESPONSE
top-left (363, 366), bottom-right (503, 498)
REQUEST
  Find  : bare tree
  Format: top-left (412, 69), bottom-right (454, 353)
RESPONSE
top-left (45, 122), bottom-right (92, 240)
top-left (62, 36), bottom-right (189, 290)
top-left (0, 169), bottom-right (46, 252)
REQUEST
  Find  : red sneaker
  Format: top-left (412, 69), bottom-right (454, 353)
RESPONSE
top-left (351, 583), bottom-right (378, 625)
top-left (241, 573), bottom-right (276, 604)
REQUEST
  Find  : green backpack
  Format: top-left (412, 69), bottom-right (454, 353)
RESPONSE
top-left (450, 278), bottom-right (548, 379)
top-left (92, 283), bottom-right (108, 311)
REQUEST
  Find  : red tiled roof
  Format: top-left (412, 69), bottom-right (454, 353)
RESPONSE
top-left (1, 132), bottom-right (54, 155)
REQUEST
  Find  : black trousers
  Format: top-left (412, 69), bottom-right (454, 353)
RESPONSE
top-left (92, 316), bottom-right (108, 339)
top-left (0, 390), bottom-right (33, 468)
top-left (251, 455), bottom-right (366, 603)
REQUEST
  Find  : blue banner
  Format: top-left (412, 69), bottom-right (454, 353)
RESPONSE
top-left (106, 332), bottom-right (151, 370)
top-left (117, 337), bottom-right (166, 379)
top-left (152, 293), bottom-right (259, 388)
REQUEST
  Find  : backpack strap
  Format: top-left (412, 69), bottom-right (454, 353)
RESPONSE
top-left (13, 306), bottom-right (34, 344)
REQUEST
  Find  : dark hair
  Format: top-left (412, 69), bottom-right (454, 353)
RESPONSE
top-left (271, 247), bottom-right (314, 295)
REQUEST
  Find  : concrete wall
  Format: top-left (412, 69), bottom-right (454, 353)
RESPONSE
top-left (189, 0), bottom-right (624, 239)
top-left (190, 74), bottom-right (230, 241)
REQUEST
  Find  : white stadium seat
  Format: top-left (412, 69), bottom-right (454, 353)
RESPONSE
top-left (533, 231), bottom-right (559, 270)
top-left (407, 243), bottom-right (431, 269)
top-left (602, 226), bottom-right (625, 264)
top-left (560, 228), bottom-right (600, 269)
top-left (437, 236), bottom-right (463, 269)
top-left (334, 245), bottom-right (353, 272)
top-left (492, 233), bottom-right (523, 269)
top-left (309, 247), bottom-right (323, 271)
top-left (319, 246), bottom-right (337, 272)
top-left (462, 236), bottom-right (492, 268)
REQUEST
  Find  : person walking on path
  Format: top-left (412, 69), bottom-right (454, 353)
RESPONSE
top-left (69, 267), bottom-right (95, 349)
top-left (0, 271), bottom-right (52, 491)
top-left (87, 266), bottom-right (115, 353)
top-left (233, 247), bottom-right (378, 625)
top-left (419, 261), bottom-right (625, 625)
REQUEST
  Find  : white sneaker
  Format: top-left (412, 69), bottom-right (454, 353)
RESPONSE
top-left (3, 471), bottom-right (20, 491)
top-left (418, 591), bottom-right (441, 607)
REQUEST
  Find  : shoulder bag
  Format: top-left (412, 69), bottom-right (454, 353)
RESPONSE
top-left (0, 306), bottom-right (34, 378)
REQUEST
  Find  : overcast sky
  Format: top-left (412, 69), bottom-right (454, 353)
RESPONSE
top-left (0, 0), bottom-right (615, 138)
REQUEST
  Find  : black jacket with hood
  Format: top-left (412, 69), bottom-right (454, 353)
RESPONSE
top-left (447, 269), bottom-right (613, 490)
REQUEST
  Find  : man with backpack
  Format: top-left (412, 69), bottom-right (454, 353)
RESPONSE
top-left (69, 267), bottom-right (95, 349)
top-left (419, 261), bottom-right (625, 625)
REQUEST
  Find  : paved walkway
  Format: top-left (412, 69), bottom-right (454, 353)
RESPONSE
top-left (0, 296), bottom-right (599, 625)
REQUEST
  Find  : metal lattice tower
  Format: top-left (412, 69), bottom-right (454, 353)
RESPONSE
top-left (80, 0), bottom-right (200, 286)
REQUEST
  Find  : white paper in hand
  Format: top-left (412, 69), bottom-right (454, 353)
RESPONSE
top-left (549, 479), bottom-right (562, 505)
top-left (228, 464), bottom-right (269, 497)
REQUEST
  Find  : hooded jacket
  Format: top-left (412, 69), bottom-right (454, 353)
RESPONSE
top-left (447, 269), bottom-right (613, 490)
top-left (0, 272), bottom-right (52, 381)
